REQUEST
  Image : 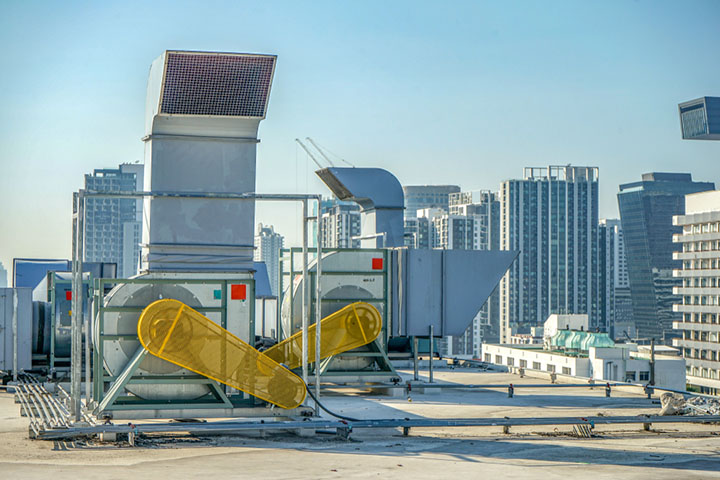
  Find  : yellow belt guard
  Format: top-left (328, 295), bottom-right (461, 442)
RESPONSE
top-left (137, 300), bottom-right (382, 409)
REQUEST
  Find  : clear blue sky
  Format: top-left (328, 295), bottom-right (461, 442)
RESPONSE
top-left (1, 0), bottom-right (719, 278)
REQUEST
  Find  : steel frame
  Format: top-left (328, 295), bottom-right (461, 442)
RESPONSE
top-left (71, 190), bottom-right (324, 420)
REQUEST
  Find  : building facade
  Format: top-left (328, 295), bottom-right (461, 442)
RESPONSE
top-left (0, 262), bottom-right (6, 288)
top-left (500, 166), bottom-right (600, 343)
top-left (254, 223), bottom-right (284, 297)
top-left (320, 198), bottom-right (361, 248)
top-left (678, 96), bottom-right (720, 140)
top-left (598, 219), bottom-right (633, 339)
top-left (672, 190), bottom-right (720, 394)
top-left (402, 185), bottom-right (460, 219)
top-left (83, 163), bottom-right (143, 278)
top-left (618, 173), bottom-right (714, 342)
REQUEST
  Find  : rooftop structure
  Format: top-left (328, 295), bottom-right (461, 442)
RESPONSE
top-left (678, 96), bottom-right (720, 140)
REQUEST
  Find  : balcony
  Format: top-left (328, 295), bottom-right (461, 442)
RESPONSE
top-left (674, 304), bottom-right (720, 313)
top-left (672, 321), bottom-right (720, 332)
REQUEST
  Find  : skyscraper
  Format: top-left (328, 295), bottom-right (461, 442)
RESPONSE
top-left (320, 198), bottom-right (361, 248)
top-left (402, 185), bottom-right (460, 219)
top-left (500, 166), bottom-right (599, 342)
top-left (672, 190), bottom-right (720, 394)
top-left (598, 219), bottom-right (632, 338)
top-left (84, 163), bottom-right (143, 278)
top-left (254, 223), bottom-right (284, 296)
top-left (618, 173), bottom-right (714, 341)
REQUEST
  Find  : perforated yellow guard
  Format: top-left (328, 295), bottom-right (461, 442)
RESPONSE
top-left (263, 302), bottom-right (382, 370)
top-left (137, 299), bottom-right (306, 409)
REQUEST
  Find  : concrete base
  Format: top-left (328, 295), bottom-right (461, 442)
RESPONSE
top-left (98, 432), bottom-right (117, 442)
top-left (292, 428), bottom-right (316, 438)
top-left (368, 386), bottom-right (405, 397)
top-left (408, 382), bottom-right (442, 394)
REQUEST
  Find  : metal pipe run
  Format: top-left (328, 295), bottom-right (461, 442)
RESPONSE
top-left (35, 414), bottom-right (720, 441)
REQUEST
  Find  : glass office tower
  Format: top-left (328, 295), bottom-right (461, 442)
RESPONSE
top-left (617, 173), bottom-right (714, 342)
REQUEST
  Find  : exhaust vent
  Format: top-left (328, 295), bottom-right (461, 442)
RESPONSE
top-left (160, 52), bottom-right (275, 117)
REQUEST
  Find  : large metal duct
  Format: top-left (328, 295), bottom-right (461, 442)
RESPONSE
top-left (316, 167), bottom-right (404, 248)
top-left (142, 50), bottom-right (276, 271)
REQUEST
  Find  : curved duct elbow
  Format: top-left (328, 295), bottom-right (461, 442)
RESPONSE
top-left (316, 167), bottom-right (404, 248)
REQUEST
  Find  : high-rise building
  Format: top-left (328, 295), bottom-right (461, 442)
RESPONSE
top-left (598, 219), bottom-right (632, 338)
top-left (678, 96), bottom-right (720, 140)
top-left (672, 190), bottom-right (720, 394)
top-left (0, 261), bottom-right (7, 288)
top-left (254, 223), bottom-right (284, 296)
top-left (618, 173), bottom-right (714, 342)
top-left (402, 185), bottom-right (460, 219)
top-left (84, 163), bottom-right (143, 278)
top-left (320, 198), bottom-right (361, 248)
top-left (500, 166), bottom-right (599, 343)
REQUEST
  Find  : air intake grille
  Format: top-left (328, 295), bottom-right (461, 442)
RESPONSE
top-left (160, 52), bottom-right (275, 117)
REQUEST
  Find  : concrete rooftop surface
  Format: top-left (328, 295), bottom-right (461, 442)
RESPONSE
top-left (1, 369), bottom-right (719, 479)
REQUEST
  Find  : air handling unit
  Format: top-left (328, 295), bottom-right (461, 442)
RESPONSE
top-left (279, 167), bottom-right (518, 383)
top-left (89, 51), bottom-right (292, 419)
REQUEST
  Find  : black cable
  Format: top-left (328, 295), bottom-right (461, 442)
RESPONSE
top-left (304, 383), bottom-right (359, 422)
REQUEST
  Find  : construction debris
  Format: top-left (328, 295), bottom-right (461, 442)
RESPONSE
top-left (659, 392), bottom-right (720, 416)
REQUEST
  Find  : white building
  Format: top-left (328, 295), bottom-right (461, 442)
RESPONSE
top-left (254, 223), bottom-right (284, 296)
top-left (599, 219), bottom-right (633, 339)
top-left (320, 199), bottom-right (361, 248)
top-left (483, 314), bottom-right (686, 391)
top-left (672, 189), bottom-right (720, 395)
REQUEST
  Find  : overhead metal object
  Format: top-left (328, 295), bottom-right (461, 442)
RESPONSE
top-left (316, 167), bottom-right (405, 248)
top-left (0, 288), bottom-right (32, 373)
top-left (142, 50), bottom-right (277, 271)
top-left (678, 96), bottom-right (720, 140)
top-left (391, 249), bottom-right (519, 337)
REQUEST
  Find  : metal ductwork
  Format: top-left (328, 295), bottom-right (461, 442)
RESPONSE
top-left (316, 167), bottom-right (404, 248)
top-left (142, 50), bottom-right (276, 271)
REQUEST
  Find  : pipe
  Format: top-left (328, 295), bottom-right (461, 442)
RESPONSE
top-left (12, 289), bottom-right (17, 383)
top-left (428, 325), bottom-right (434, 383)
top-left (301, 199), bottom-right (309, 385)
top-left (413, 336), bottom-right (419, 381)
top-left (315, 197), bottom-right (322, 416)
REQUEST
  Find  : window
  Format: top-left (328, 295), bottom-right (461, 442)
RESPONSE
top-left (547, 364), bottom-right (556, 373)
top-left (562, 367), bottom-right (571, 375)
top-left (533, 362), bottom-right (541, 370)
top-left (520, 359), bottom-right (527, 368)
top-left (507, 357), bottom-right (514, 367)
top-left (484, 354), bottom-right (491, 362)
top-left (625, 371), bottom-right (636, 382)
top-left (495, 355), bottom-right (503, 364)
top-left (639, 371), bottom-right (650, 382)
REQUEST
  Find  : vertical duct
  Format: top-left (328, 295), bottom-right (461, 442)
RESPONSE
top-left (315, 167), bottom-right (405, 248)
top-left (141, 51), bottom-right (276, 271)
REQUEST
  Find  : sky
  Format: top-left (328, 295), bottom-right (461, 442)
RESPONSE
top-left (1, 0), bottom-right (719, 281)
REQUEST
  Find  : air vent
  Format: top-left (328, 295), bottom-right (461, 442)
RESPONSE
top-left (160, 52), bottom-right (275, 117)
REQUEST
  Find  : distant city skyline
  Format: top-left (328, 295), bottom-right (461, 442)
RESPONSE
top-left (2, 1), bottom-right (720, 272)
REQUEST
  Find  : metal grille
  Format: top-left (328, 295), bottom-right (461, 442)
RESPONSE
top-left (161, 52), bottom-right (275, 117)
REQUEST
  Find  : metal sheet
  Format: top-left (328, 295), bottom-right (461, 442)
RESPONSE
top-left (442, 250), bottom-right (518, 336)
top-left (402, 249), bottom-right (443, 337)
top-left (0, 288), bottom-right (32, 371)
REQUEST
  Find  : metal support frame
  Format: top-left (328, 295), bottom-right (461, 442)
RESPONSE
top-left (71, 190), bottom-right (323, 422)
top-left (280, 247), bottom-right (398, 384)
